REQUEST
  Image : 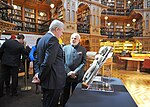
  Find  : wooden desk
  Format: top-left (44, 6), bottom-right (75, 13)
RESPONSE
top-left (120, 57), bottom-right (144, 72)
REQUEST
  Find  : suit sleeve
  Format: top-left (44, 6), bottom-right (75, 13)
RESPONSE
top-left (63, 47), bottom-right (71, 74)
top-left (0, 41), bottom-right (5, 59)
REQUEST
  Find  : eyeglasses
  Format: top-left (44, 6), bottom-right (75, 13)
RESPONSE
top-left (72, 37), bottom-right (77, 40)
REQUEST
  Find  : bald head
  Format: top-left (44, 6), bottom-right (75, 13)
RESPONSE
top-left (70, 33), bottom-right (81, 46)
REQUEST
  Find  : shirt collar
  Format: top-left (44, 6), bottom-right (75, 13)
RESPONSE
top-left (72, 43), bottom-right (79, 48)
top-left (48, 31), bottom-right (55, 37)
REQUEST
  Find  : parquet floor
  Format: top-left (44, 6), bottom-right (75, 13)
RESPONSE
top-left (112, 69), bottom-right (150, 107)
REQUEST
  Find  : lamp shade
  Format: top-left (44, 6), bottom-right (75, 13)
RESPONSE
top-left (132, 19), bottom-right (136, 23)
top-left (104, 16), bottom-right (108, 20)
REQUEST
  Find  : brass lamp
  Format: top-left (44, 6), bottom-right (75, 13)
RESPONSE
top-left (104, 16), bottom-right (108, 27)
top-left (132, 18), bottom-right (136, 36)
top-left (107, 22), bottom-right (111, 37)
top-left (50, 4), bottom-right (55, 19)
top-left (132, 18), bottom-right (136, 28)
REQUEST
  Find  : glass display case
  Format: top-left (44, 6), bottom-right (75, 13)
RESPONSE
top-left (82, 46), bottom-right (113, 92)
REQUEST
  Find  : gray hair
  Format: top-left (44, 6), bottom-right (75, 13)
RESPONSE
top-left (71, 33), bottom-right (81, 40)
top-left (49, 20), bottom-right (64, 31)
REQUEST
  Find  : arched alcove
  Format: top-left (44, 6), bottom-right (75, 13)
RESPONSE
top-left (134, 13), bottom-right (143, 37)
top-left (77, 3), bottom-right (90, 34)
top-left (85, 40), bottom-right (90, 51)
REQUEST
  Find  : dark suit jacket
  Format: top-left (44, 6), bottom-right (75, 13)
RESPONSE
top-left (63, 44), bottom-right (86, 81)
top-left (35, 32), bottom-right (66, 89)
top-left (0, 39), bottom-right (27, 67)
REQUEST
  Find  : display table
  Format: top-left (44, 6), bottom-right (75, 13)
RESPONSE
top-left (65, 77), bottom-right (138, 107)
top-left (120, 57), bottom-right (144, 72)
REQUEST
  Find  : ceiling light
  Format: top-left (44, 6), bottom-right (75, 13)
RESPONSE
top-left (132, 19), bottom-right (136, 23)
top-left (104, 16), bottom-right (108, 20)
top-left (50, 4), bottom-right (55, 8)
top-left (40, 12), bottom-right (44, 16)
top-left (127, 24), bottom-right (130, 26)
top-left (108, 22), bottom-right (111, 26)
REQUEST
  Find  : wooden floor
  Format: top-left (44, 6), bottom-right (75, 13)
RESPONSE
top-left (111, 69), bottom-right (150, 107)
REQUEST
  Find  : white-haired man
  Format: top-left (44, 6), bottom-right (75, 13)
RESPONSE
top-left (60, 33), bottom-right (86, 106)
top-left (33, 20), bottom-right (66, 107)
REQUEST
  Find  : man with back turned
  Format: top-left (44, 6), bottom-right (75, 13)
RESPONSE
top-left (0, 34), bottom-right (28, 97)
top-left (33, 20), bottom-right (66, 107)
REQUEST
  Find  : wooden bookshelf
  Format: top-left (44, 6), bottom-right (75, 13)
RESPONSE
top-left (125, 26), bottom-right (133, 38)
top-left (100, 40), bottom-right (142, 54)
top-left (12, 5), bottom-right (23, 31)
top-left (0, 0), bottom-right (51, 34)
top-left (116, 0), bottom-right (124, 9)
top-left (101, 0), bottom-right (145, 38)
top-left (77, 4), bottom-right (90, 34)
top-left (24, 7), bottom-right (36, 32)
top-left (37, 11), bottom-right (48, 33)
top-left (10, 4), bottom-right (50, 33)
top-left (136, 18), bottom-right (143, 37)
top-left (57, 4), bottom-right (64, 21)
top-left (113, 41), bottom-right (124, 53)
top-left (0, 19), bottom-right (16, 37)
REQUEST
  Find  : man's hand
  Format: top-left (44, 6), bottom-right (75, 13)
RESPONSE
top-left (32, 73), bottom-right (40, 84)
top-left (67, 71), bottom-right (77, 79)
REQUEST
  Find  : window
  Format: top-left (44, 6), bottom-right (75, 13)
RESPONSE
top-left (147, 0), bottom-right (150, 7)
top-left (96, 16), bottom-right (99, 26)
top-left (66, 9), bottom-right (70, 21)
top-left (146, 20), bottom-right (149, 29)
top-left (71, 10), bottom-right (75, 22)
top-left (92, 15), bottom-right (95, 25)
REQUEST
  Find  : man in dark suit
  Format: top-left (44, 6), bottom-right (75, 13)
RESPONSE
top-left (32, 20), bottom-right (66, 107)
top-left (60, 33), bottom-right (86, 106)
top-left (0, 34), bottom-right (28, 97)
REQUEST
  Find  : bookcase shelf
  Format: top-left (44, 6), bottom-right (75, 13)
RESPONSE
top-left (101, 9), bottom-right (144, 39)
top-left (52, 4), bottom-right (64, 21)
top-left (11, 5), bottom-right (23, 31)
top-left (77, 7), bottom-right (90, 34)
top-left (116, 0), bottom-right (124, 9)
top-left (100, 40), bottom-right (142, 54)
top-left (24, 7), bottom-right (36, 32)
top-left (37, 11), bottom-right (48, 33)
top-left (57, 4), bottom-right (64, 20)
top-left (6, 3), bottom-right (50, 33)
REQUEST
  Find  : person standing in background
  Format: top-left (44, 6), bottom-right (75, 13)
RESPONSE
top-left (32, 20), bottom-right (66, 107)
top-left (60, 33), bottom-right (86, 106)
top-left (20, 42), bottom-right (31, 79)
top-left (5, 34), bottom-right (17, 94)
top-left (0, 34), bottom-right (28, 97)
top-left (29, 37), bottom-right (41, 63)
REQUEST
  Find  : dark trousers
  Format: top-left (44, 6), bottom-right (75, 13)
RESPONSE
top-left (60, 79), bottom-right (79, 107)
top-left (0, 64), bottom-right (18, 95)
top-left (5, 71), bottom-right (10, 90)
top-left (42, 88), bottom-right (62, 107)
